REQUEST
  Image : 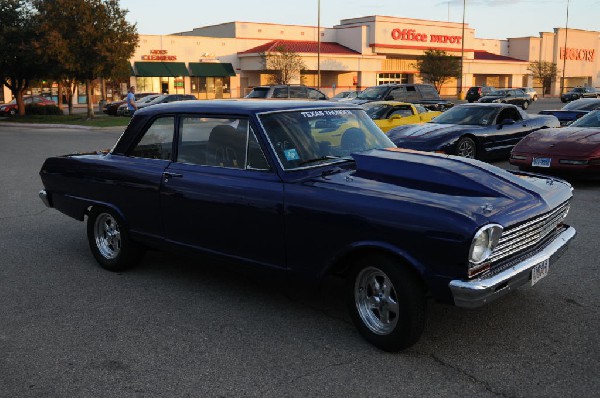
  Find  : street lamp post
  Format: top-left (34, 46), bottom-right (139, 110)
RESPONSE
top-left (459, 0), bottom-right (466, 98)
top-left (317, 0), bottom-right (321, 90)
top-left (560, 0), bottom-right (570, 95)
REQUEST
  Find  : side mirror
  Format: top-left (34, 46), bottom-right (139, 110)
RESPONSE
top-left (390, 114), bottom-right (402, 120)
top-left (499, 119), bottom-right (515, 127)
top-left (384, 95), bottom-right (394, 101)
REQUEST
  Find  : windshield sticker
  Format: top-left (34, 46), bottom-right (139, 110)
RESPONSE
top-left (300, 110), bottom-right (353, 118)
top-left (284, 149), bottom-right (300, 161)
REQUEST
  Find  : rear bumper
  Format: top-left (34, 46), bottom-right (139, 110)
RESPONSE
top-left (449, 225), bottom-right (576, 308)
top-left (39, 189), bottom-right (52, 208)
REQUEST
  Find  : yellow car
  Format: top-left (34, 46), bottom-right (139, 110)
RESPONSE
top-left (363, 101), bottom-right (442, 132)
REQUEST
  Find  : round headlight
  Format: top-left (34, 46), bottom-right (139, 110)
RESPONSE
top-left (469, 224), bottom-right (503, 265)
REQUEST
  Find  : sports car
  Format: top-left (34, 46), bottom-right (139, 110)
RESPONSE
top-left (39, 100), bottom-right (575, 352)
top-left (362, 101), bottom-right (442, 132)
top-left (510, 110), bottom-right (600, 178)
top-left (387, 103), bottom-right (559, 160)
top-left (539, 98), bottom-right (600, 126)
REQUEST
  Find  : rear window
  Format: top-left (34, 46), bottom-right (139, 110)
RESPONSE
top-left (418, 85), bottom-right (440, 99)
top-left (246, 87), bottom-right (269, 98)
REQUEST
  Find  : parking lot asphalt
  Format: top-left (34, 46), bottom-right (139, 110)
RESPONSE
top-left (0, 107), bottom-right (598, 397)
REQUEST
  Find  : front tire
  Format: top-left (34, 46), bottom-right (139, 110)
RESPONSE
top-left (87, 207), bottom-right (144, 271)
top-left (455, 136), bottom-right (477, 159)
top-left (346, 255), bottom-right (427, 352)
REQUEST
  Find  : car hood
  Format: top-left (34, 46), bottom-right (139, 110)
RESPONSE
top-left (515, 127), bottom-right (600, 156)
top-left (312, 149), bottom-right (572, 226)
top-left (388, 123), bottom-right (480, 140)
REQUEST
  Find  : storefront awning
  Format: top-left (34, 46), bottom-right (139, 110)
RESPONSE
top-left (189, 62), bottom-right (236, 77)
top-left (134, 62), bottom-right (190, 77)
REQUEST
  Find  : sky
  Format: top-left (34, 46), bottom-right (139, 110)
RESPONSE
top-left (119, 0), bottom-right (599, 40)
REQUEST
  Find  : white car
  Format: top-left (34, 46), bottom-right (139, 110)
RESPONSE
top-left (519, 87), bottom-right (539, 101)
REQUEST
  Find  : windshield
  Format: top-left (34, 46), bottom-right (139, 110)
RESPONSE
top-left (356, 86), bottom-right (388, 100)
top-left (258, 109), bottom-right (394, 170)
top-left (570, 110), bottom-right (600, 127)
top-left (429, 105), bottom-right (498, 126)
top-left (562, 100), bottom-right (600, 111)
top-left (246, 88), bottom-right (269, 98)
top-left (363, 103), bottom-right (392, 119)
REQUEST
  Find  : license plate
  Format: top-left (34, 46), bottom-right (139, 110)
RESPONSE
top-left (531, 259), bottom-right (549, 286)
top-left (532, 157), bottom-right (551, 168)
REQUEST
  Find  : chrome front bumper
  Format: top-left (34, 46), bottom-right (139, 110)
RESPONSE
top-left (449, 226), bottom-right (576, 308)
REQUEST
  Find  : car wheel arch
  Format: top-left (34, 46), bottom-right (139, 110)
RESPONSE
top-left (453, 134), bottom-right (480, 158)
top-left (324, 242), bottom-right (428, 284)
top-left (85, 202), bottom-right (129, 228)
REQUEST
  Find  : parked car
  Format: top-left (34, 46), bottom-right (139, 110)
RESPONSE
top-left (330, 90), bottom-right (360, 101)
top-left (116, 94), bottom-right (162, 116)
top-left (519, 87), bottom-right (539, 101)
top-left (561, 87), bottom-right (600, 103)
top-left (510, 109), bottom-right (600, 178)
top-left (103, 92), bottom-right (159, 116)
top-left (539, 98), bottom-right (600, 126)
top-left (465, 86), bottom-right (495, 103)
top-left (245, 85), bottom-right (328, 100)
top-left (39, 100), bottom-right (575, 352)
top-left (478, 88), bottom-right (531, 109)
top-left (387, 103), bottom-right (559, 160)
top-left (117, 94), bottom-right (197, 116)
top-left (0, 95), bottom-right (56, 116)
top-left (362, 101), bottom-right (442, 132)
top-left (351, 84), bottom-right (454, 111)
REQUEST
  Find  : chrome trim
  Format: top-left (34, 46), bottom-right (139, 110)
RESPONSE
top-left (39, 189), bottom-right (51, 208)
top-left (449, 226), bottom-right (576, 308)
top-left (486, 202), bottom-right (570, 264)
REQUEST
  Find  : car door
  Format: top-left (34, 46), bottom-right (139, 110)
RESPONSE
top-left (485, 107), bottom-right (527, 154)
top-left (160, 115), bottom-right (286, 269)
top-left (107, 115), bottom-right (175, 238)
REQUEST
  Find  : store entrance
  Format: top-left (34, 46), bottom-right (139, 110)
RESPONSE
top-left (161, 79), bottom-right (169, 94)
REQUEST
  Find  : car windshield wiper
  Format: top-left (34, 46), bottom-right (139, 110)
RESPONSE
top-left (298, 156), bottom-right (343, 166)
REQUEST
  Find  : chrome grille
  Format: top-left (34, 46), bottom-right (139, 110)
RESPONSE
top-left (488, 201), bottom-right (570, 264)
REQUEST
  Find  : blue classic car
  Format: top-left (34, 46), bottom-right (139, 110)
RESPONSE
top-left (39, 100), bottom-right (576, 351)
top-left (387, 103), bottom-right (560, 160)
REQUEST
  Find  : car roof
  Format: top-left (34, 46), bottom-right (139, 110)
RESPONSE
top-left (363, 101), bottom-right (414, 107)
top-left (136, 99), bottom-right (362, 116)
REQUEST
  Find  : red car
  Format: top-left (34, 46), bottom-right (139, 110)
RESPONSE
top-left (0, 95), bottom-right (56, 116)
top-left (510, 110), bottom-right (600, 178)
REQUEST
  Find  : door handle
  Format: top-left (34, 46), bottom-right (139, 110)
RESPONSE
top-left (163, 172), bottom-right (183, 182)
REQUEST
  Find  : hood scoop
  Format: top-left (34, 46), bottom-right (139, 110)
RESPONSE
top-left (351, 149), bottom-right (504, 197)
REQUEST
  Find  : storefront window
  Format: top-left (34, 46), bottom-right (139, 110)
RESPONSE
top-left (191, 76), bottom-right (231, 99)
top-left (377, 73), bottom-right (409, 85)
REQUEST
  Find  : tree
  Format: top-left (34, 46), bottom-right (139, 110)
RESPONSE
top-left (527, 61), bottom-right (559, 97)
top-left (414, 49), bottom-right (461, 93)
top-left (35, 0), bottom-right (138, 118)
top-left (260, 45), bottom-right (306, 85)
top-left (0, 0), bottom-right (45, 116)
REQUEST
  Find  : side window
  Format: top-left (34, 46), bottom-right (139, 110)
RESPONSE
top-left (272, 87), bottom-right (288, 98)
top-left (389, 106), bottom-right (414, 117)
top-left (414, 104), bottom-right (428, 114)
top-left (390, 87), bottom-right (406, 101)
top-left (404, 85), bottom-right (420, 101)
top-left (418, 85), bottom-right (440, 99)
top-left (177, 117), bottom-right (269, 170)
top-left (289, 86), bottom-right (307, 98)
top-left (308, 88), bottom-right (325, 100)
top-left (129, 117), bottom-right (174, 160)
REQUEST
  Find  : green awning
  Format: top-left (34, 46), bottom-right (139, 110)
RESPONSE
top-left (134, 62), bottom-right (189, 77)
top-left (189, 62), bottom-right (236, 77)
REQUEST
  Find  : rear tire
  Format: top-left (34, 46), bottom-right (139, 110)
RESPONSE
top-left (346, 254), bottom-right (427, 352)
top-left (87, 207), bottom-right (144, 271)
top-left (522, 101), bottom-right (529, 110)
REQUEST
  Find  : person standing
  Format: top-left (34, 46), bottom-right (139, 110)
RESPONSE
top-left (126, 86), bottom-right (137, 116)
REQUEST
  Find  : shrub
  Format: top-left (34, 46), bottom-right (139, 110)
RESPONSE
top-left (25, 104), bottom-right (64, 115)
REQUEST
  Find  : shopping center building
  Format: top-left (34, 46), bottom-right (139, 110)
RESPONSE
top-left (3, 15), bottom-right (598, 104)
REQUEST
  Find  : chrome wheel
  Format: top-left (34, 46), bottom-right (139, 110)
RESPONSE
top-left (94, 213), bottom-right (121, 260)
top-left (354, 266), bottom-right (399, 335)
top-left (456, 137), bottom-right (476, 159)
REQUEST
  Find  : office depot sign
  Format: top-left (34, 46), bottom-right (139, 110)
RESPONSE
top-left (391, 28), bottom-right (462, 45)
